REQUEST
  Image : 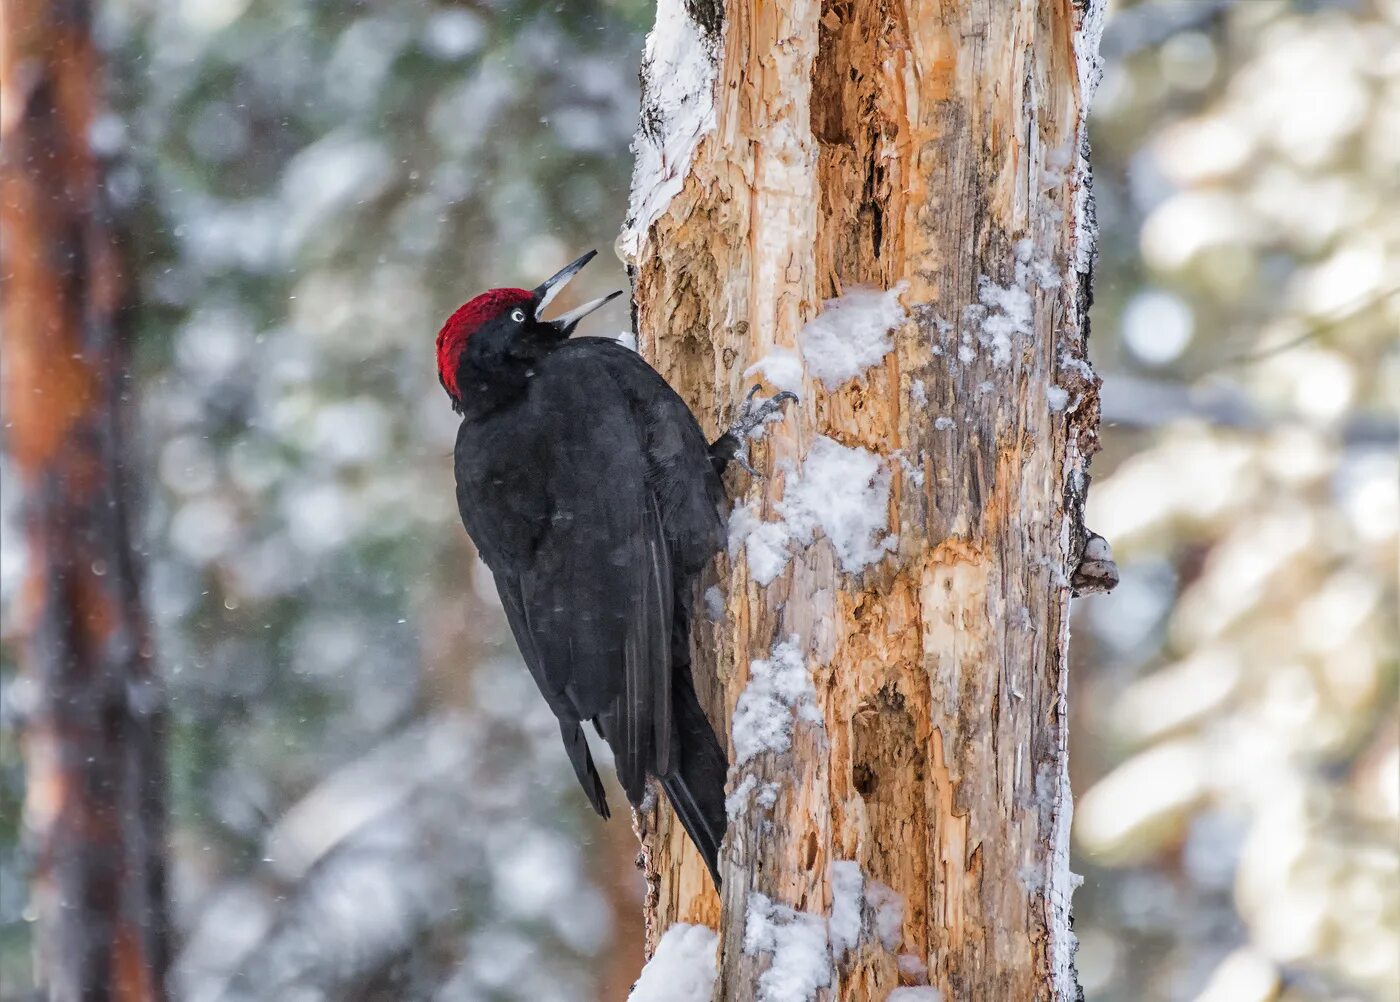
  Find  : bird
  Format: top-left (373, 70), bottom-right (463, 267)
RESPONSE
top-left (437, 250), bottom-right (794, 887)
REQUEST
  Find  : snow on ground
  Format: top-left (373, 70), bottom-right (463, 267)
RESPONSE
top-left (744, 893), bottom-right (832, 1002)
top-left (628, 923), bottom-right (719, 1002)
top-left (729, 436), bottom-right (895, 586)
top-left (799, 284), bottom-right (908, 389)
top-left (731, 637), bottom-right (821, 765)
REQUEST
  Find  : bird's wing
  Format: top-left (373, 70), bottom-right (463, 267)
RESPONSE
top-left (521, 493), bottom-right (674, 802)
top-left (554, 338), bottom-right (727, 575)
top-left (492, 574), bottom-right (610, 817)
top-left (456, 352), bottom-right (676, 803)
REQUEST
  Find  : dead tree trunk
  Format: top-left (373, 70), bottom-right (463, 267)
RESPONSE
top-left (622, 1), bottom-right (1115, 999)
top-left (1, 2), bottom-right (170, 999)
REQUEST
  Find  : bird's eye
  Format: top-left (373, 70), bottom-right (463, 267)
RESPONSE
top-left (510, 309), bottom-right (526, 323)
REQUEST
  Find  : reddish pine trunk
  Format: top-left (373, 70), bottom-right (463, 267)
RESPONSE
top-left (1, 2), bottom-right (170, 998)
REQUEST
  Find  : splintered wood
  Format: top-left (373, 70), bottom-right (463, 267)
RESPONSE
top-left (623, 1), bottom-right (1109, 999)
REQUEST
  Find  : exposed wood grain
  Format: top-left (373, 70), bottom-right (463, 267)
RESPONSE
top-left (624, 1), bottom-right (1111, 998)
top-left (1, 2), bottom-right (170, 999)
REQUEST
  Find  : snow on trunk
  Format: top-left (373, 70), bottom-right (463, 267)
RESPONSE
top-left (626, 1), bottom-right (1114, 999)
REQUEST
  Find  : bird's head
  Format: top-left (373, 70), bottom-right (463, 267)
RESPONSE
top-left (436, 250), bottom-right (622, 413)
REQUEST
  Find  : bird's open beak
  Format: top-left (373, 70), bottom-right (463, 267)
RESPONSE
top-left (533, 249), bottom-right (625, 335)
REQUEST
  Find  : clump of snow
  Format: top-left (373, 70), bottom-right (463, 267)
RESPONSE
top-left (727, 775), bottom-right (783, 819)
top-left (744, 893), bottom-right (832, 1002)
top-left (783, 438), bottom-right (896, 572)
top-left (1014, 237), bottom-right (1063, 292)
top-left (744, 347), bottom-right (805, 394)
top-left (1047, 386), bottom-right (1069, 412)
top-left (729, 437), bottom-right (896, 585)
top-left (828, 862), bottom-right (864, 957)
top-left (619, 0), bottom-right (718, 262)
top-left (726, 774), bottom-right (758, 820)
top-left (1030, 257), bottom-right (1062, 291)
top-left (703, 584), bottom-right (725, 621)
top-left (893, 450), bottom-right (925, 488)
top-left (731, 638), bottom-right (821, 765)
top-left (956, 240), bottom-right (1066, 369)
top-left (976, 268), bottom-right (1034, 368)
top-left (629, 923), bottom-right (719, 1002)
top-left (1059, 351), bottom-right (1094, 382)
top-left (909, 378), bottom-right (927, 408)
top-left (826, 860), bottom-right (906, 959)
top-left (889, 989), bottom-right (943, 1002)
top-left (728, 506), bottom-right (796, 586)
top-left (897, 953), bottom-right (928, 981)
top-left (799, 284), bottom-right (908, 389)
top-left (932, 416), bottom-right (954, 432)
top-left (865, 879), bottom-right (905, 950)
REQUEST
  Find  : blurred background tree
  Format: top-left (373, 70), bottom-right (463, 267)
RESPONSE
top-left (0, 1), bottom-right (1394, 1000)
top-left (2, 2), bottom-right (169, 997)
top-left (1070, 3), bottom-right (1398, 1000)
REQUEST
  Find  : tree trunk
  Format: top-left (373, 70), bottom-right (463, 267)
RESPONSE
top-left (1, 2), bottom-right (169, 999)
top-left (622, 1), bottom-right (1115, 999)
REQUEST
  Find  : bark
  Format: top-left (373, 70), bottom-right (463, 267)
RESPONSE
top-left (1, 2), bottom-right (169, 999)
top-left (623, 1), bottom-right (1114, 999)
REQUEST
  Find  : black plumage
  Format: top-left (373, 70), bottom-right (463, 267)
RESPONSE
top-left (439, 253), bottom-right (753, 886)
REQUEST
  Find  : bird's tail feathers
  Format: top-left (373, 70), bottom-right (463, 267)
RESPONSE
top-left (560, 720), bottom-right (610, 820)
top-left (660, 669), bottom-right (728, 888)
top-left (660, 772), bottom-right (723, 888)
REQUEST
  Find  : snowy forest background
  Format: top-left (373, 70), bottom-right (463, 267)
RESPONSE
top-left (1, 0), bottom-right (1396, 1000)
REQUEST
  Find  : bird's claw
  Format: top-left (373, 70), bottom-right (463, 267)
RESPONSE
top-left (729, 385), bottom-right (798, 441)
top-left (733, 449), bottom-right (763, 478)
top-left (721, 385), bottom-right (797, 479)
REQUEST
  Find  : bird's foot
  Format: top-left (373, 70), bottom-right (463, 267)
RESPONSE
top-left (723, 385), bottom-right (798, 479)
top-left (729, 384), bottom-right (798, 441)
top-left (732, 451), bottom-right (762, 477)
